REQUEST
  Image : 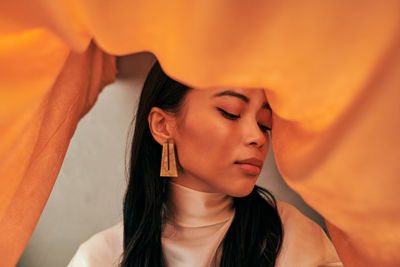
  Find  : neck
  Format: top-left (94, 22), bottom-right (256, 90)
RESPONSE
top-left (169, 175), bottom-right (220, 193)
top-left (166, 181), bottom-right (235, 228)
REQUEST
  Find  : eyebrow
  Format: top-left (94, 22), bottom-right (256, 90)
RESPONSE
top-left (213, 90), bottom-right (271, 110)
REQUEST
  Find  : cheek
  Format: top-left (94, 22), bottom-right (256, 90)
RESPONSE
top-left (262, 134), bottom-right (270, 156)
top-left (175, 111), bottom-right (236, 173)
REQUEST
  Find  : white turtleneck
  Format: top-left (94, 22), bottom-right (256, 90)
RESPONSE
top-left (162, 182), bottom-right (234, 267)
top-left (68, 182), bottom-right (343, 267)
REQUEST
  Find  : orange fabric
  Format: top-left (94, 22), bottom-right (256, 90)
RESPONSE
top-left (0, 28), bottom-right (116, 265)
top-left (1, 1), bottom-right (399, 266)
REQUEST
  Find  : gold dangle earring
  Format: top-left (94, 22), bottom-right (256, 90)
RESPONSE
top-left (160, 139), bottom-right (178, 177)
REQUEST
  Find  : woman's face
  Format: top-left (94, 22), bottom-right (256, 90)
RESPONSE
top-left (171, 87), bottom-right (272, 197)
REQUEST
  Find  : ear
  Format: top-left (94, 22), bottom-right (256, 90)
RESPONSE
top-left (148, 107), bottom-right (176, 146)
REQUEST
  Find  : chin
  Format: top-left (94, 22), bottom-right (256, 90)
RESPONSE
top-left (227, 180), bottom-right (256, 198)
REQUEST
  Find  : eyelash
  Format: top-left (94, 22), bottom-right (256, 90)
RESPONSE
top-left (216, 107), bottom-right (271, 132)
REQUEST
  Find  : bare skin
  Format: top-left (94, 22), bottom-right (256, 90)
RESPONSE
top-left (148, 87), bottom-right (272, 197)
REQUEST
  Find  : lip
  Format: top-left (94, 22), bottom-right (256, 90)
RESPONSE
top-left (235, 157), bottom-right (263, 168)
top-left (234, 157), bottom-right (263, 175)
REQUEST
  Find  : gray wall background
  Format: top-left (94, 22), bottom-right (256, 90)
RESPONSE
top-left (18, 52), bottom-right (325, 267)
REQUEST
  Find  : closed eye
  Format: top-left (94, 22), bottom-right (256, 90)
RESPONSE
top-left (217, 107), bottom-right (271, 132)
top-left (258, 123), bottom-right (271, 132)
top-left (216, 107), bottom-right (240, 120)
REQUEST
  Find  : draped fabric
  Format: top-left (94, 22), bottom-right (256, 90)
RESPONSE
top-left (0, 1), bottom-right (399, 266)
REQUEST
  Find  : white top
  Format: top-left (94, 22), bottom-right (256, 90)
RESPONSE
top-left (68, 182), bottom-right (343, 267)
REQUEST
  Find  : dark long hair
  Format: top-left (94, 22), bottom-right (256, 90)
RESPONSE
top-left (120, 60), bottom-right (283, 267)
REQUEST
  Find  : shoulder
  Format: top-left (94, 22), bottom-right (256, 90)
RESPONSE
top-left (276, 201), bottom-right (327, 248)
top-left (67, 221), bottom-right (124, 267)
top-left (275, 201), bottom-right (343, 267)
top-left (277, 201), bottom-right (321, 230)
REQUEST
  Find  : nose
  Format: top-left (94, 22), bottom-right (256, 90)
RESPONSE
top-left (243, 118), bottom-right (267, 149)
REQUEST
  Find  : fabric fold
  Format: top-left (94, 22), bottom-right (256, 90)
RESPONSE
top-left (1, 1), bottom-right (399, 266)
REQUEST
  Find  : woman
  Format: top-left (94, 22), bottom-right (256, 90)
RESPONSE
top-left (68, 60), bottom-right (343, 267)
